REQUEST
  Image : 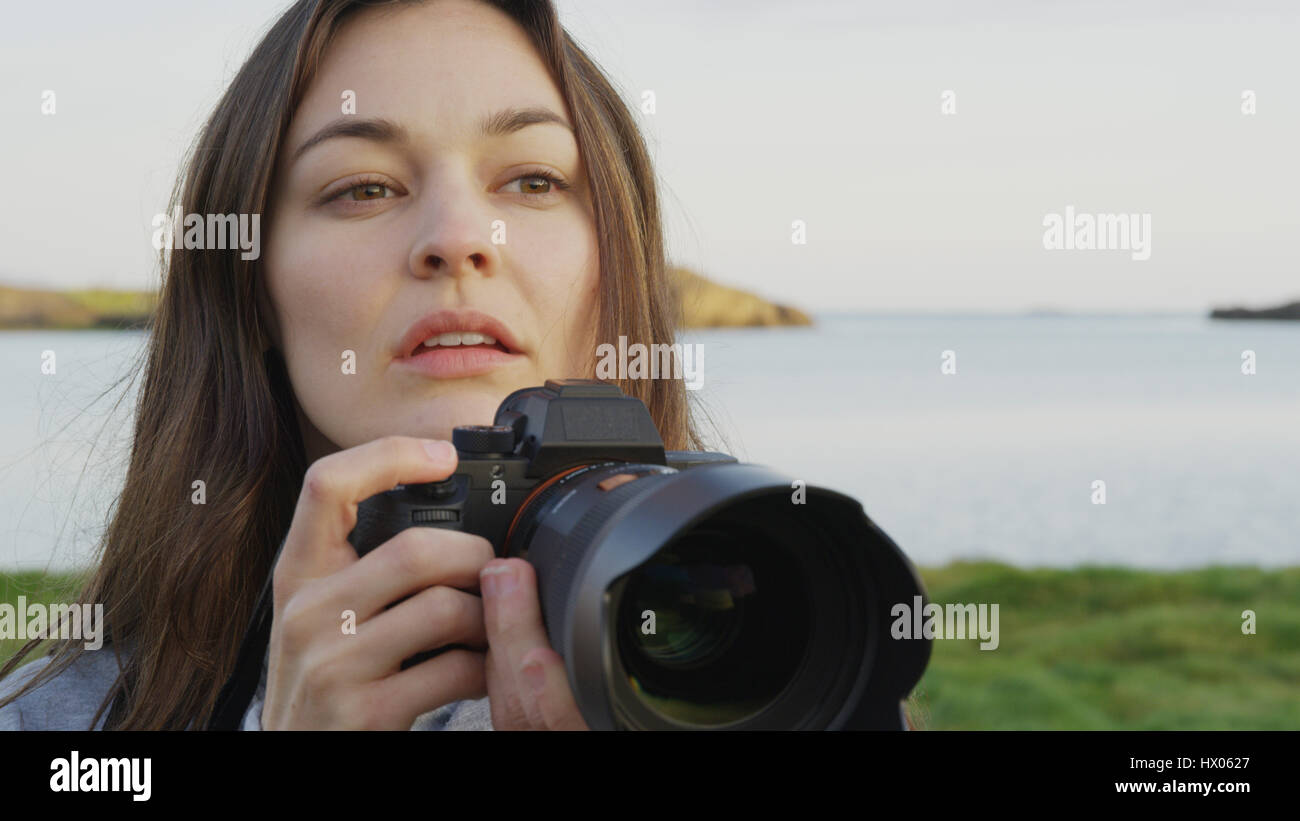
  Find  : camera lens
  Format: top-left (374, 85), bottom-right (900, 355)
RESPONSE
top-left (512, 460), bottom-right (928, 730)
top-left (614, 525), bottom-right (810, 727)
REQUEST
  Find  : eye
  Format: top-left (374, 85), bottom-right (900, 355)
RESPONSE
top-left (320, 176), bottom-right (401, 206)
top-left (502, 168), bottom-right (572, 198)
top-left (342, 182), bottom-right (394, 201)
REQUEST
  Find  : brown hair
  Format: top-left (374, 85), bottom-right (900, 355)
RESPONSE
top-left (1, 0), bottom-right (706, 729)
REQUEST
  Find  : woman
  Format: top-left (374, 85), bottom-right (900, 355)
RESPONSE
top-left (0, 0), bottom-right (703, 730)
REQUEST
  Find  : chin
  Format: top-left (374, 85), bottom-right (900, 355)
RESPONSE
top-left (400, 388), bottom-right (511, 439)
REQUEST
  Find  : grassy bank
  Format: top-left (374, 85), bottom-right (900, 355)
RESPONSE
top-left (909, 562), bottom-right (1300, 730)
top-left (0, 286), bottom-right (157, 330)
top-left (4, 561), bottom-right (1297, 729)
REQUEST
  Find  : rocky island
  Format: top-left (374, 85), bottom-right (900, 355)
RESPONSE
top-left (1210, 300), bottom-right (1300, 320)
top-left (672, 267), bottom-right (813, 328)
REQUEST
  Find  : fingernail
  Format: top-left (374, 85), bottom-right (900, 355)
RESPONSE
top-left (423, 440), bottom-right (455, 462)
top-left (480, 563), bottom-right (517, 597)
top-left (522, 661), bottom-right (546, 693)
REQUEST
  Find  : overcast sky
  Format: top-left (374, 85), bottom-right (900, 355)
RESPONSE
top-left (1, 0), bottom-right (1296, 312)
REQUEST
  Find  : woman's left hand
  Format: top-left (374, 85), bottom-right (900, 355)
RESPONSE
top-left (480, 558), bottom-right (590, 730)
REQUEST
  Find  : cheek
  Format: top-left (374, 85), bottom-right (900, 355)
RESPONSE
top-left (264, 222), bottom-right (399, 432)
top-left (276, 261), bottom-right (364, 359)
top-left (514, 206), bottom-right (600, 327)
top-left (524, 218), bottom-right (598, 375)
top-left (268, 218), bottom-right (400, 353)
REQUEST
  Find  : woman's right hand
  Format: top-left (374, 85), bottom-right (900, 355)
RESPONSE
top-left (261, 435), bottom-right (494, 730)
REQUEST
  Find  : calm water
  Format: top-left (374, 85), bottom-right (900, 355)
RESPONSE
top-left (2, 315), bottom-right (1297, 570)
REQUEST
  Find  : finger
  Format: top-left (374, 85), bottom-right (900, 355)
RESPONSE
top-left (365, 648), bottom-right (487, 728)
top-left (485, 647), bottom-right (530, 730)
top-left (353, 585), bottom-right (487, 679)
top-left (480, 559), bottom-right (561, 728)
top-left (278, 435), bottom-right (459, 586)
top-left (520, 647), bottom-right (589, 730)
top-left (326, 528), bottom-right (493, 622)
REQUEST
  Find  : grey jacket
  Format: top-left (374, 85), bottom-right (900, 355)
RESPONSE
top-left (0, 644), bottom-right (493, 730)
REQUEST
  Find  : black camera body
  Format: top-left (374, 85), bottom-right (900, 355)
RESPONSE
top-left (347, 379), bottom-right (735, 560)
top-left (348, 378), bottom-right (931, 731)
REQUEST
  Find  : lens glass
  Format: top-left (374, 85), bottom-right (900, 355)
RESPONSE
top-left (616, 524), bottom-right (809, 726)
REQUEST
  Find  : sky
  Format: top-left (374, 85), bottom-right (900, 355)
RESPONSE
top-left (0, 0), bottom-right (1296, 313)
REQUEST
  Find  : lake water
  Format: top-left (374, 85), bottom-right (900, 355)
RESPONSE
top-left (1, 314), bottom-right (1297, 570)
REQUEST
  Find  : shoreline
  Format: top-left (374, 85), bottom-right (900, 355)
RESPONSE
top-left (0, 270), bottom-right (816, 331)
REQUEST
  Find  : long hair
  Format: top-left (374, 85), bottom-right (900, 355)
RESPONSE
top-left (1, 0), bottom-right (705, 729)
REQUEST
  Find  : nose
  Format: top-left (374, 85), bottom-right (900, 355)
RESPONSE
top-left (406, 171), bottom-right (501, 281)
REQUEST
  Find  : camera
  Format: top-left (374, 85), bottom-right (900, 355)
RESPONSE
top-left (347, 378), bottom-right (931, 730)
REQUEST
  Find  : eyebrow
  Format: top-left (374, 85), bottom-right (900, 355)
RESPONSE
top-left (291, 106), bottom-right (574, 164)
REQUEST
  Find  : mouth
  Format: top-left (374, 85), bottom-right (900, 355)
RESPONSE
top-left (394, 308), bottom-right (526, 379)
top-left (407, 331), bottom-right (514, 359)
top-left (398, 336), bottom-right (524, 380)
top-left (396, 307), bottom-right (525, 358)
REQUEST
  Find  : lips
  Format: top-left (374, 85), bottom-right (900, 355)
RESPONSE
top-left (396, 308), bottom-right (524, 359)
top-left (393, 307), bottom-right (526, 380)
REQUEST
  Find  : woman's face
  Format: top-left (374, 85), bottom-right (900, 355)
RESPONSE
top-left (263, 0), bottom-right (599, 459)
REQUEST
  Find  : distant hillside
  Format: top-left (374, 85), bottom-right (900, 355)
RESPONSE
top-left (672, 267), bottom-right (813, 328)
top-left (1210, 300), bottom-right (1300, 320)
top-left (0, 285), bottom-right (156, 330)
top-left (0, 270), bottom-right (811, 331)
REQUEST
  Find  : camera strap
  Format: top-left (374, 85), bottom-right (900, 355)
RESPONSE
top-left (206, 543), bottom-right (281, 730)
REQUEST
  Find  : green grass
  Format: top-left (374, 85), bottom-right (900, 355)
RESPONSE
top-left (4, 562), bottom-right (1298, 729)
top-left (909, 562), bottom-right (1300, 730)
top-left (1, 570), bottom-right (94, 666)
